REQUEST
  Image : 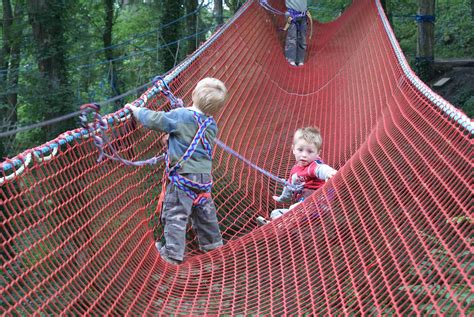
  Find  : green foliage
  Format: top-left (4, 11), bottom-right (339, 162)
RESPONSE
top-left (309, 0), bottom-right (352, 23)
top-left (1, 0), bottom-right (472, 156)
top-left (435, 0), bottom-right (474, 58)
top-left (390, 0), bottom-right (473, 62)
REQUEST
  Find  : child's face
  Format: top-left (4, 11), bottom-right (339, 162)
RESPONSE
top-left (292, 139), bottom-right (320, 167)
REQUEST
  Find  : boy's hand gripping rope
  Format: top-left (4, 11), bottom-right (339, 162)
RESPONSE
top-left (79, 103), bottom-right (164, 166)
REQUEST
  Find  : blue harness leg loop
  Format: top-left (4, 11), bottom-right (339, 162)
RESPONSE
top-left (287, 8), bottom-right (307, 19)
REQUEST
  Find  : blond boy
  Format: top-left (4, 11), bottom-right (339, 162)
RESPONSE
top-left (258, 126), bottom-right (337, 224)
top-left (129, 78), bottom-right (227, 264)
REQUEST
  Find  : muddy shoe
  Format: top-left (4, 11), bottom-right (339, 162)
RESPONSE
top-left (155, 241), bottom-right (181, 265)
top-left (256, 216), bottom-right (270, 226)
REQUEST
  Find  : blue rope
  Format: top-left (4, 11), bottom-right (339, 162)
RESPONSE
top-left (81, 79), bottom-right (301, 192)
top-left (258, 0), bottom-right (285, 15)
top-left (415, 14), bottom-right (435, 23)
top-left (214, 139), bottom-right (300, 191)
top-left (79, 103), bottom-right (165, 166)
top-left (155, 86), bottom-right (302, 192)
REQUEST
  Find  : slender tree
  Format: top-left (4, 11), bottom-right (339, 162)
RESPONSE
top-left (103, 0), bottom-right (123, 109)
top-left (214, 0), bottom-right (223, 25)
top-left (185, 0), bottom-right (199, 54)
top-left (1, 0), bottom-right (23, 157)
top-left (161, 0), bottom-right (184, 71)
top-left (27, 0), bottom-right (73, 141)
top-left (416, 0), bottom-right (435, 81)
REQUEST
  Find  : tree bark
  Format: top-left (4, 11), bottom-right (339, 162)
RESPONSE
top-left (1, 0), bottom-right (13, 109)
top-left (161, 1), bottom-right (183, 71)
top-left (103, 0), bottom-right (122, 109)
top-left (185, 0), bottom-right (198, 54)
top-left (416, 0), bottom-right (435, 81)
top-left (0, 0), bottom-right (22, 158)
top-left (27, 0), bottom-right (72, 141)
top-left (214, 0), bottom-right (223, 26)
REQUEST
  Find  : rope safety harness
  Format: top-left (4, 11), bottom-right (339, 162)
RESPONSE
top-left (154, 75), bottom-right (217, 207)
top-left (283, 8), bottom-right (313, 39)
top-left (259, 0), bottom-right (313, 39)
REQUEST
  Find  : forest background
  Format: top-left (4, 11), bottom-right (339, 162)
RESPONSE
top-left (0, 0), bottom-right (472, 160)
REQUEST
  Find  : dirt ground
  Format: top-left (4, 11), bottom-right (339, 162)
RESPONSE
top-left (429, 65), bottom-right (474, 118)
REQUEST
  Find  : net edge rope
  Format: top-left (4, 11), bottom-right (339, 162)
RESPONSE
top-left (374, 0), bottom-right (473, 134)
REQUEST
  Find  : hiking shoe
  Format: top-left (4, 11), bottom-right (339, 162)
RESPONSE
top-left (155, 241), bottom-right (181, 265)
top-left (256, 216), bottom-right (270, 226)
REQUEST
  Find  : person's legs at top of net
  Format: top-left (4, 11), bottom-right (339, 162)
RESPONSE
top-left (296, 16), bottom-right (307, 65)
top-left (285, 21), bottom-right (298, 65)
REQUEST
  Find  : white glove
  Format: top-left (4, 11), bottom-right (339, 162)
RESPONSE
top-left (325, 168), bottom-right (337, 181)
top-left (273, 175), bottom-right (304, 203)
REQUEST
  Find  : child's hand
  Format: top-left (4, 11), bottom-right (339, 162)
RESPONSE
top-left (126, 104), bottom-right (140, 119)
top-left (325, 169), bottom-right (337, 181)
top-left (273, 195), bottom-right (283, 202)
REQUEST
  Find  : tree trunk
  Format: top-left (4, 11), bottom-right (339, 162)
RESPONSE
top-left (185, 0), bottom-right (198, 54)
top-left (0, 0), bottom-right (13, 158)
top-left (1, 0), bottom-right (13, 108)
top-left (225, 0), bottom-right (242, 14)
top-left (27, 0), bottom-right (72, 141)
top-left (416, 0), bottom-right (435, 81)
top-left (0, 0), bottom-right (23, 158)
top-left (103, 0), bottom-right (122, 109)
top-left (214, 0), bottom-right (223, 26)
top-left (161, 1), bottom-right (183, 71)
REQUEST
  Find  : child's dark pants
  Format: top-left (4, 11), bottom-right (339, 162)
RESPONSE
top-left (160, 173), bottom-right (223, 262)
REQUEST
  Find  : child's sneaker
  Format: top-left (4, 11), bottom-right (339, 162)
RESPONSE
top-left (155, 241), bottom-right (181, 265)
top-left (256, 216), bottom-right (270, 226)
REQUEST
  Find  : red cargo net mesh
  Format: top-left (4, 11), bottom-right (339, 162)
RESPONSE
top-left (1, 0), bottom-right (472, 315)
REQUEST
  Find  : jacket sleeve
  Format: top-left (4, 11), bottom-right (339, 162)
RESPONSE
top-left (314, 161), bottom-right (337, 180)
top-left (136, 108), bottom-right (178, 133)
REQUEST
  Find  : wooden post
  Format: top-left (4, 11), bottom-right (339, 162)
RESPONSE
top-left (416, 0), bottom-right (435, 81)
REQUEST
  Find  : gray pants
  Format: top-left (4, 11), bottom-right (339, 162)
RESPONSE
top-left (160, 173), bottom-right (223, 261)
top-left (285, 16), bottom-right (307, 65)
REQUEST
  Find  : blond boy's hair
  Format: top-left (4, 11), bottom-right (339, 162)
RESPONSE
top-left (293, 126), bottom-right (323, 150)
top-left (192, 78), bottom-right (228, 116)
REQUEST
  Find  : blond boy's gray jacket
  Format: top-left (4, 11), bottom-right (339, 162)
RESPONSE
top-left (135, 107), bottom-right (217, 174)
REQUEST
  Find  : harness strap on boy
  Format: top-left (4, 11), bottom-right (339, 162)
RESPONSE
top-left (163, 111), bottom-right (215, 207)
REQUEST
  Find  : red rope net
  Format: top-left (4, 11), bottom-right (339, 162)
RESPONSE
top-left (1, 0), bottom-right (472, 315)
